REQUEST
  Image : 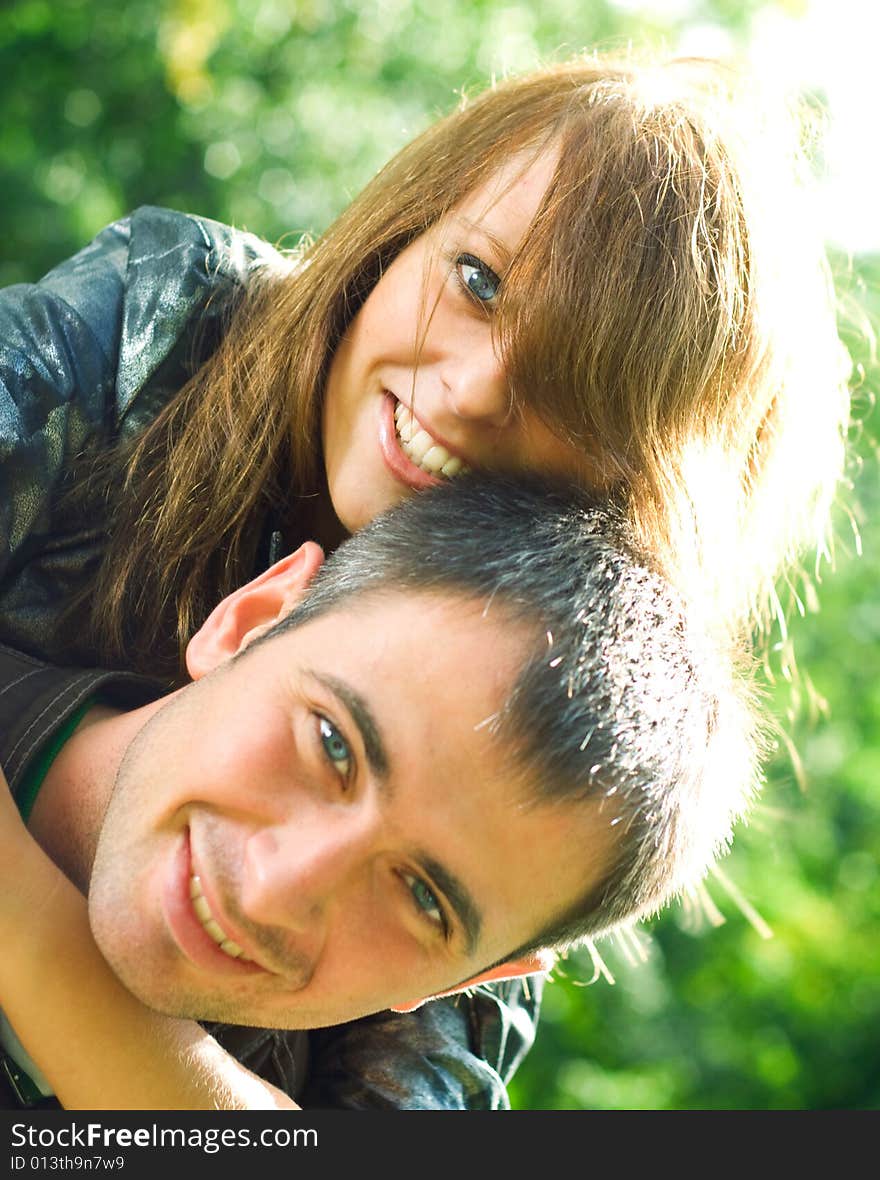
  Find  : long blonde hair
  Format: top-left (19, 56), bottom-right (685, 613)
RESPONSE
top-left (82, 49), bottom-right (850, 679)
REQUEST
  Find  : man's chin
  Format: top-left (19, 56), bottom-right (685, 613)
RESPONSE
top-left (90, 943), bottom-right (309, 1029)
top-left (107, 962), bottom-right (266, 1027)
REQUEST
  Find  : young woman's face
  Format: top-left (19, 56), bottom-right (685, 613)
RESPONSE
top-left (322, 150), bottom-right (593, 534)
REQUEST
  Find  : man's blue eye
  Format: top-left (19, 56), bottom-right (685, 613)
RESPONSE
top-left (405, 873), bottom-right (445, 931)
top-left (456, 253), bottom-right (500, 303)
top-left (319, 716), bottom-right (351, 778)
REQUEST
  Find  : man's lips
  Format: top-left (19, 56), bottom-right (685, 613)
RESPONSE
top-left (161, 831), bottom-right (266, 977)
top-left (189, 874), bottom-right (251, 961)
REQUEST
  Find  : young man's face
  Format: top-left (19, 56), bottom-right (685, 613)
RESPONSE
top-left (88, 591), bottom-right (609, 1030)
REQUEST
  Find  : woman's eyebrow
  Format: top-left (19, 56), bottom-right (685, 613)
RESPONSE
top-left (452, 217), bottom-right (512, 267)
top-left (306, 670), bottom-right (390, 782)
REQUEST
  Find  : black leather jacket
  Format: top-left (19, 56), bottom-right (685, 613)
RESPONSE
top-left (0, 206), bottom-right (542, 1109)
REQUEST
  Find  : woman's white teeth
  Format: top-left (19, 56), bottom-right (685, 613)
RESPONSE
top-left (394, 401), bottom-right (468, 478)
top-left (189, 875), bottom-right (250, 961)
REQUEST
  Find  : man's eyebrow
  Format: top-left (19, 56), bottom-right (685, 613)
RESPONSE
top-left (307, 671), bottom-right (389, 781)
top-left (418, 854), bottom-right (482, 958)
top-left (453, 216), bottom-right (513, 268)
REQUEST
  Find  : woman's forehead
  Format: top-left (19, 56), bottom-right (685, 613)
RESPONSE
top-left (451, 146), bottom-right (561, 237)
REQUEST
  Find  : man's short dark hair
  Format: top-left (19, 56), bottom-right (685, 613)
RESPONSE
top-left (258, 474), bottom-right (758, 956)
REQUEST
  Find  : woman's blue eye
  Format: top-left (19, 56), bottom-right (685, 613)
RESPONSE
top-left (404, 873), bottom-right (445, 931)
top-left (319, 716), bottom-right (352, 779)
top-left (456, 253), bottom-right (500, 303)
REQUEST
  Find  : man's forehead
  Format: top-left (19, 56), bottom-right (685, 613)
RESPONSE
top-left (291, 583), bottom-right (530, 648)
top-left (295, 589), bottom-right (532, 723)
top-left (280, 585), bottom-right (538, 783)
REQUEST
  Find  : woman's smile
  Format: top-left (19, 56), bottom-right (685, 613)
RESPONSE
top-left (377, 393), bottom-right (472, 492)
top-left (392, 396), bottom-right (471, 479)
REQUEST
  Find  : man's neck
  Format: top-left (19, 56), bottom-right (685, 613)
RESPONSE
top-left (26, 697), bottom-right (167, 893)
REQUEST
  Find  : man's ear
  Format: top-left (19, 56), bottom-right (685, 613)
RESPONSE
top-left (389, 951), bottom-right (555, 1014)
top-left (185, 542), bottom-right (325, 680)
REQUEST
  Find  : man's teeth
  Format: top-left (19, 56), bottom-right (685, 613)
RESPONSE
top-left (189, 875), bottom-right (250, 961)
top-left (394, 400), bottom-right (469, 478)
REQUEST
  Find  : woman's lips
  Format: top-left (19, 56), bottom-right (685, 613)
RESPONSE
top-left (161, 830), bottom-right (264, 977)
top-left (378, 393), bottom-right (471, 490)
top-left (394, 399), bottom-right (469, 476)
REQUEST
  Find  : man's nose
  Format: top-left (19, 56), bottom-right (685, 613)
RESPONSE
top-left (240, 808), bottom-right (377, 937)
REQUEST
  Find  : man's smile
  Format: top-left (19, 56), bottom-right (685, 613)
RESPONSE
top-left (161, 831), bottom-right (268, 978)
top-left (189, 874), bottom-right (251, 962)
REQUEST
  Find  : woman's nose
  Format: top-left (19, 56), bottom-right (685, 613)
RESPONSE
top-left (441, 341), bottom-right (511, 427)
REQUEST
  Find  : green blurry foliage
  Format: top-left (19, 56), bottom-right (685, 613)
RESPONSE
top-left (1, 0), bottom-right (877, 1109)
top-left (1, 0), bottom-right (633, 283)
